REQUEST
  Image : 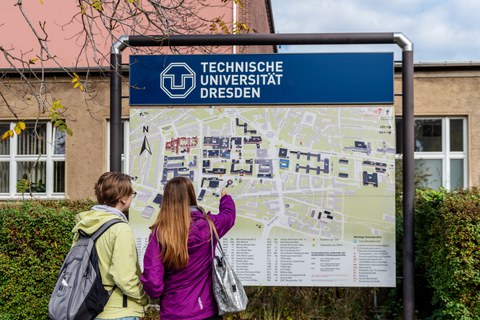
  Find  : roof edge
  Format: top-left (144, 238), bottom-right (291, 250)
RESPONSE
top-left (3, 61), bottom-right (480, 77)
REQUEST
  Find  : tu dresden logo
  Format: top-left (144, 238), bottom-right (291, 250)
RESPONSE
top-left (160, 63), bottom-right (196, 98)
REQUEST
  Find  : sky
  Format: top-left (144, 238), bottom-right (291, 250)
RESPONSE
top-left (270, 0), bottom-right (480, 63)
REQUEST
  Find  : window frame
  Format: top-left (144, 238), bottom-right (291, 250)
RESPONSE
top-left (106, 119), bottom-right (129, 174)
top-left (0, 121), bottom-right (66, 199)
top-left (396, 116), bottom-right (468, 190)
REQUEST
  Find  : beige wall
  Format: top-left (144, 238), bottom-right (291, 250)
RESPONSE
top-left (0, 76), bottom-right (113, 200)
top-left (3, 66), bottom-right (480, 199)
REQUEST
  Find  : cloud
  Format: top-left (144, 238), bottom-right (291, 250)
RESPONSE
top-left (271, 0), bottom-right (480, 62)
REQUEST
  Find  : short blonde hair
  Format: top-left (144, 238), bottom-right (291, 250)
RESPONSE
top-left (94, 172), bottom-right (133, 207)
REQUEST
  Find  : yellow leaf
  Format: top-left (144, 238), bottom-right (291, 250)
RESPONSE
top-left (18, 121), bottom-right (26, 130)
top-left (14, 125), bottom-right (21, 135)
top-left (28, 58), bottom-right (39, 65)
top-left (1, 131), bottom-right (10, 140)
top-left (71, 74), bottom-right (84, 91)
top-left (72, 73), bottom-right (80, 83)
top-left (1, 130), bottom-right (15, 140)
top-left (92, 0), bottom-right (103, 11)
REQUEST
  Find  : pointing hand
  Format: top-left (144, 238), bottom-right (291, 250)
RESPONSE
top-left (221, 188), bottom-right (228, 197)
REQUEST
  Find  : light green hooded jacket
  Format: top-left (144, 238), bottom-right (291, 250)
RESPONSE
top-left (72, 209), bottom-right (148, 319)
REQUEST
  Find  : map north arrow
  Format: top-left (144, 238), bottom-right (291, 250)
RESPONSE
top-left (140, 136), bottom-right (152, 155)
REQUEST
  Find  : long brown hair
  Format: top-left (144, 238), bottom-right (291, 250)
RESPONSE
top-left (152, 176), bottom-right (198, 270)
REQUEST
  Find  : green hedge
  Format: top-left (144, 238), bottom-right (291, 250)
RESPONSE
top-left (416, 188), bottom-right (480, 319)
top-left (0, 200), bottom-right (94, 320)
top-left (1, 200), bottom-right (378, 320)
top-left (2, 193), bottom-right (480, 319)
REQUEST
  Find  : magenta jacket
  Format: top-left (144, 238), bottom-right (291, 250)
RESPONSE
top-left (141, 195), bottom-right (236, 320)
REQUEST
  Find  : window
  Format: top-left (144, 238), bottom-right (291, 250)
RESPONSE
top-left (0, 121), bottom-right (66, 198)
top-left (396, 117), bottom-right (467, 190)
top-left (107, 120), bottom-right (129, 174)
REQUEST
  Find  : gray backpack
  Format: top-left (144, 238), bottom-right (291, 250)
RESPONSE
top-left (48, 219), bottom-right (124, 320)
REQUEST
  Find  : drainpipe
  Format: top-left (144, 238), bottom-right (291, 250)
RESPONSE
top-left (233, 1), bottom-right (237, 54)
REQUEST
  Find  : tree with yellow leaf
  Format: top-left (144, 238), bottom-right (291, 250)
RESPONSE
top-left (0, 0), bottom-right (270, 201)
top-left (1, 121), bottom-right (26, 141)
top-left (0, 0), bottom-right (253, 141)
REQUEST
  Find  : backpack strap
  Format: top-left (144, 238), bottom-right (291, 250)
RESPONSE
top-left (123, 294), bottom-right (128, 308)
top-left (87, 219), bottom-right (126, 299)
top-left (91, 219), bottom-right (125, 241)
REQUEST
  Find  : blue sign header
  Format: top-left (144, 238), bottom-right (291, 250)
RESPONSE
top-left (129, 53), bottom-right (394, 106)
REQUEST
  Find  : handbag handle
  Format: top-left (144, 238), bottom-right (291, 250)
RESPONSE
top-left (204, 212), bottom-right (225, 259)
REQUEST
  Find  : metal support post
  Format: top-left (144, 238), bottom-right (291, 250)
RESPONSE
top-left (110, 36), bottom-right (129, 172)
top-left (402, 49), bottom-right (415, 320)
top-left (110, 33), bottom-right (415, 319)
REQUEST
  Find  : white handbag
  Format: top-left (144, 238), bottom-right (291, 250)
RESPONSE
top-left (208, 222), bottom-right (248, 315)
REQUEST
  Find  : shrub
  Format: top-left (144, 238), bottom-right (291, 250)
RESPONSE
top-left (3, 192), bottom-right (480, 319)
top-left (0, 200), bottom-right (94, 320)
top-left (426, 189), bottom-right (480, 319)
top-left (0, 200), bottom-right (378, 319)
top-left (383, 187), bottom-right (480, 319)
top-left (415, 188), bottom-right (446, 318)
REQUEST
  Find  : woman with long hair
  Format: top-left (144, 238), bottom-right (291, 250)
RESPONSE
top-left (141, 176), bottom-right (236, 320)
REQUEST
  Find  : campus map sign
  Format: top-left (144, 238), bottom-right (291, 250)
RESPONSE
top-left (129, 52), bottom-right (395, 287)
top-left (129, 53), bottom-right (394, 105)
top-left (128, 106), bottom-right (396, 287)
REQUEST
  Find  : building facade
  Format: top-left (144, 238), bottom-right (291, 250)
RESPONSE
top-left (394, 63), bottom-right (479, 190)
top-left (0, 0), bottom-right (275, 200)
top-left (1, 1), bottom-right (479, 201)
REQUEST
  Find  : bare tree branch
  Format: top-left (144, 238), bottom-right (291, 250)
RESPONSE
top-left (1, 0), bottom-right (248, 130)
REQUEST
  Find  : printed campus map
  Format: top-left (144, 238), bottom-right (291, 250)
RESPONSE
top-left (129, 106), bottom-right (396, 287)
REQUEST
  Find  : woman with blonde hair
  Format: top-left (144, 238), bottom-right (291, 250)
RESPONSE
top-left (141, 176), bottom-right (236, 320)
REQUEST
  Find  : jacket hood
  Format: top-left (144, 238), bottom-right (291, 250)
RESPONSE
top-left (72, 210), bottom-right (124, 235)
